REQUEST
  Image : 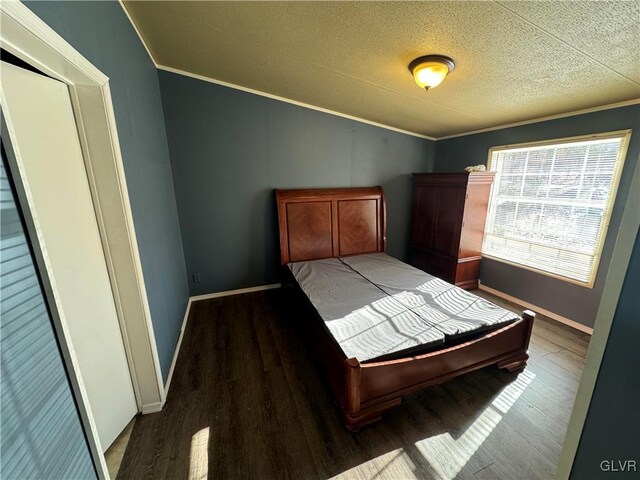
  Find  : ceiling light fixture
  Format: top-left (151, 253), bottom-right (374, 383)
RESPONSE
top-left (408, 55), bottom-right (455, 91)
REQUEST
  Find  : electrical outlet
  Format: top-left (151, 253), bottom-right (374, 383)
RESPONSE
top-left (192, 273), bottom-right (200, 283)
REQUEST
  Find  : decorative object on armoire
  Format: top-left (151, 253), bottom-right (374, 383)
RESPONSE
top-left (464, 164), bottom-right (486, 172)
top-left (409, 172), bottom-right (495, 290)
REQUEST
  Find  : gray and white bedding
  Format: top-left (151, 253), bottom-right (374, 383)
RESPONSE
top-left (288, 258), bottom-right (444, 362)
top-left (289, 253), bottom-right (520, 362)
top-left (341, 254), bottom-right (518, 337)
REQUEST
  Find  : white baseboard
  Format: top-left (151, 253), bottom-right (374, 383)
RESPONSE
top-left (190, 283), bottom-right (281, 302)
top-left (478, 283), bottom-right (594, 335)
top-left (162, 297), bottom-right (193, 397)
top-left (162, 283), bottom-right (282, 400)
top-left (141, 402), bottom-right (163, 414)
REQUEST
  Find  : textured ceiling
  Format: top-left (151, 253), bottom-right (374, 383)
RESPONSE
top-left (123, 1), bottom-right (640, 138)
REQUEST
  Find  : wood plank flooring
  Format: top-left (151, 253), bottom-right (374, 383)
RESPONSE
top-left (117, 288), bottom-right (589, 480)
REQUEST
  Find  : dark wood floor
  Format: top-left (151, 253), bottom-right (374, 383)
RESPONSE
top-left (117, 288), bottom-right (589, 480)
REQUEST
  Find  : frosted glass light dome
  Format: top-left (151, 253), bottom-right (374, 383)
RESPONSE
top-left (409, 55), bottom-right (455, 91)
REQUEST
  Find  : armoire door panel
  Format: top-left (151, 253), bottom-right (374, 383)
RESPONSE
top-left (410, 186), bottom-right (438, 250)
top-left (431, 186), bottom-right (466, 257)
top-left (409, 173), bottom-right (495, 290)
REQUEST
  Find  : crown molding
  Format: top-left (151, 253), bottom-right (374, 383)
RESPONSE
top-left (118, 0), bottom-right (158, 68)
top-left (158, 64), bottom-right (640, 142)
top-left (118, 0), bottom-right (432, 140)
top-left (117, 1), bottom-right (639, 143)
top-left (436, 99), bottom-right (640, 141)
top-left (157, 65), bottom-right (640, 143)
top-left (156, 65), bottom-right (437, 141)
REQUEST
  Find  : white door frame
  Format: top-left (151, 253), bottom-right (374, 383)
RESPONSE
top-left (1, 0), bottom-right (166, 475)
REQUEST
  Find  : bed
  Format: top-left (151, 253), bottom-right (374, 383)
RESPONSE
top-left (276, 186), bottom-right (534, 430)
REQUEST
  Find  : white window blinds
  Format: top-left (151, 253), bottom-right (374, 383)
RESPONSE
top-left (482, 132), bottom-right (630, 286)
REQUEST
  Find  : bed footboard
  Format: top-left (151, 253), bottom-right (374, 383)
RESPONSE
top-left (340, 310), bottom-right (535, 430)
top-left (285, 267), bottom-right (535, 431)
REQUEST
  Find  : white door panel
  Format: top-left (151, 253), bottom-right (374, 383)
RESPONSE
top-left (1, 61), bottom-right (137, 450)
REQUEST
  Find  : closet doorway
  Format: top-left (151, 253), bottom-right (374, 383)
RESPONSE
top-left (1, 3), bottom-right (167, 475)
top-left (1, 60), bottom-right (137, 450)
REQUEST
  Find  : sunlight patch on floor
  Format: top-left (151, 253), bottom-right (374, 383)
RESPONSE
top-left (415, 370), bottom-right (536, 479)
top-left (492, 369), bottom-right (536, 414)
top-left (189, 427), bottom-right (210, 480)
top-left (416, 408), bottom-right (501, 480)
top-left (331, 448), bottom-right (418, 480)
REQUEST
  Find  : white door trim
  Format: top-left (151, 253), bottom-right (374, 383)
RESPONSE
top-left (1, 0), bottom-right (165, 475)
top-left (555, 156), bottom-right (640, 478)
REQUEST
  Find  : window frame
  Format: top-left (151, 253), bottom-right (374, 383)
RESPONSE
top-left (482, 129), bottom-right (632, 288)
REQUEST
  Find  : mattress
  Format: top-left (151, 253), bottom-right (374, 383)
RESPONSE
top-left (288, 258), bottom-right (444, 362)
top-left (288, 254), bottom-right (520, 362)
top-left (340, 253), bottom-right (520, 338)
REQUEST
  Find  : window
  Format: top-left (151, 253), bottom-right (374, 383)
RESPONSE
top-left (482, 131), bottom-right (631, 287)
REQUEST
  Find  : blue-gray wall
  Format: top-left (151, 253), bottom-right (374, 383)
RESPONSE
top-left (1, 156), bottom-right (96, 480)
top-left (571, 231), bottom-right (640, 479)
top-left (435, 105), bottom-right (640, 328)
top-left (25, 1), bottom-right (189, 379)
top-left (158, 71), bottom-right (435, 295)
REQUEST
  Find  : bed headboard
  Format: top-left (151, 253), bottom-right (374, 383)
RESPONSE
top-left (275, 187), bottom-right (387, 265)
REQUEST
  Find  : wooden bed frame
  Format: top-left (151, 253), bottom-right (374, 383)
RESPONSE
top-left (275, 186), bottom-right (535, 431)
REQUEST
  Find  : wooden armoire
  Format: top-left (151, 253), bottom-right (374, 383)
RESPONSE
top-left (409, 172), bottom-right (495, 290)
